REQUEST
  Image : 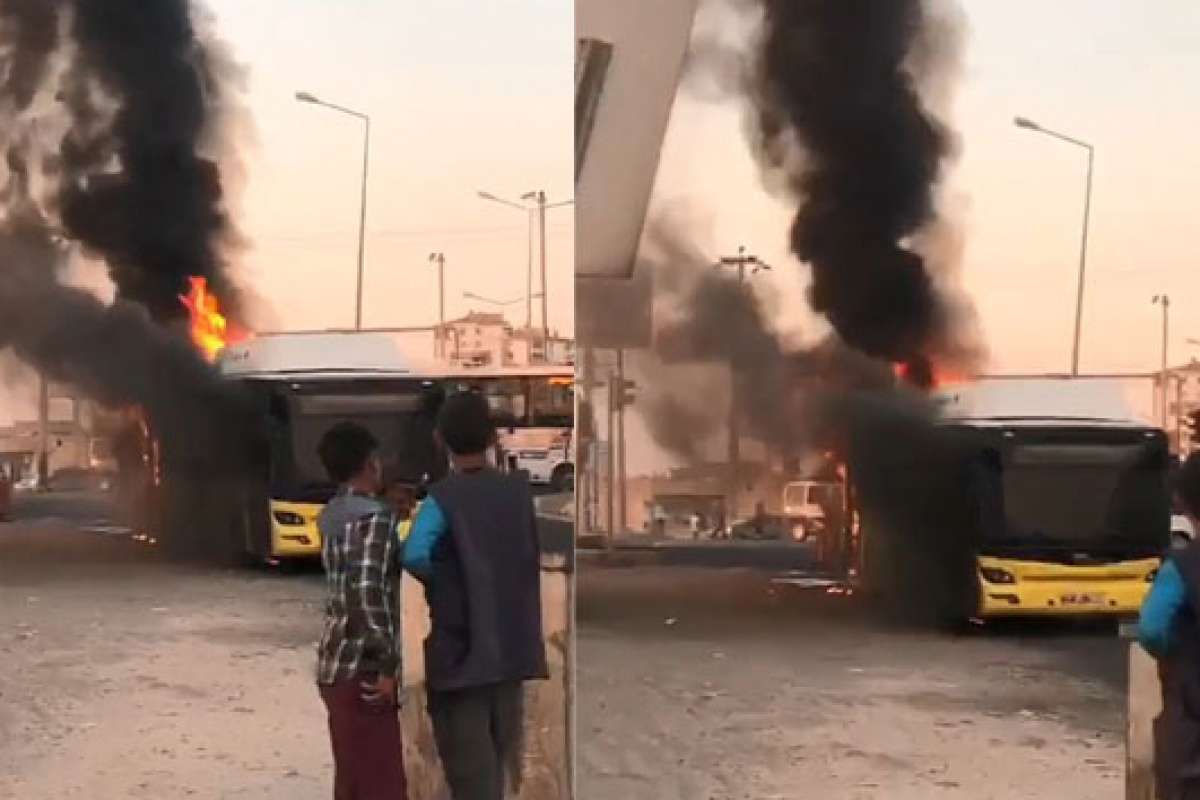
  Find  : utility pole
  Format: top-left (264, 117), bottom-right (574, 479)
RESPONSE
top-left (605, 362), bottom-right (616, 544)
top-left (526, 207), bottom-right (535, 332)
top-left (1177, 373), bottom-right (1185, 453)
top-left (616, 349), bottom-right (628, 534)
top-left (536, 190), bottom-right (549, 347)
top-left (356, 116), bottom-right (371, 330)
top-left (1155, 295), bottom-right (1170, 429)
top-left (578, 346), bottom-right (597, 536)
top-left (37, 374), bottom-right (48, 491)
top-left (715, 247), bottom-right (771, 521)
top-left (430, 252), bottom-right (446, 358)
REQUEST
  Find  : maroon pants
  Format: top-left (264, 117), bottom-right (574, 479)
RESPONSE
top-left (319, 679), bottom-right (408, 800)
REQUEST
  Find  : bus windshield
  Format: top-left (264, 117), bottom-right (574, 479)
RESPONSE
top-left (976, 438), bottom-right (1168, 550)
top-left (281, 387), bottom-right (443, 499)
top-left (262, 375), bottom-right (572, 501)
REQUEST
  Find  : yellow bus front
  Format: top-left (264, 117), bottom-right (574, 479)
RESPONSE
top-left (268, 499), bottom-right (325, 558)
top-left (977, 554), bottom-right (1160, 617)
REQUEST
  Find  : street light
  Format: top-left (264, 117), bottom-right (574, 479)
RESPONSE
top-left (1014, 115), bottom-right (1094, 376)
top-left (430, 252), bottom-right (446, 358)
top-left (477, 191), bottom-right (536, 331)
top-left (476, 189), bottom-right (573, 347)
top-left (1155, 295), bottom-right (1171, 429)
top-left (297, 90), bottom-right (370, 330)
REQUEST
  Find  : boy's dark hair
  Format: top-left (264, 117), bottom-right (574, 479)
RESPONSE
top-left (436, 391), bottom-right (495, 456)
top-left (317, 422), bottom-right (378, 484)
top-left (1176, 452), bottom-right (1200, 519)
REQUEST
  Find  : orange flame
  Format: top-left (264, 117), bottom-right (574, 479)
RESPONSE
top-left (178, 276), bottom-right (246, 362)
top-left (892, 360), bottom-right (967, 390)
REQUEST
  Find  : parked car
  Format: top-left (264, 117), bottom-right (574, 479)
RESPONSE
top-left (729, 514), bottom-right (791, 541)
top-left (47, 467), bottom-right (115, 492)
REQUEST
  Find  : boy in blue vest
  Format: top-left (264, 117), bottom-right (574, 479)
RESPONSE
top-left (403, 391), bottom-right (548, 800)
top-left (1140, 451), bottom-right (1200, 800)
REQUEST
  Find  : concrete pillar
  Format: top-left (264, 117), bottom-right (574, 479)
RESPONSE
top-left (399, 559), bottom-right (571, 799)
top-left (1127, 643), bottom-right (1161, 800)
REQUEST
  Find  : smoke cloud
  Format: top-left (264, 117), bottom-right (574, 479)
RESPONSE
top-left (0, 1), bottom-right (253, 559)
top-left (621, 0), bottom-right (982, 617)
top-left (57, 0), bottom-right (242, 321)
top-left (751, 0), bottom-right (975, 377)
top-left (635, 213), bottom-right (902, 462)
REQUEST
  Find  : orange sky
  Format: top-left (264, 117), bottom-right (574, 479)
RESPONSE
top-left (0, 1), bottom-right (575, 425)
top-left (652, 0), bottom-right (1200, 377)
top-left (208, 0), bottom-right (575, 336)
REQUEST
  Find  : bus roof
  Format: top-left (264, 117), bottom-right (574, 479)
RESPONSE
top-left (218, 331), bottom-right (572, 381)
top-left (935, 378), bottom-right (1155, 430)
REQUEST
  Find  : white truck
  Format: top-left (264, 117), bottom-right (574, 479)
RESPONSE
top-left (500, 428), bottom-right (575, 492)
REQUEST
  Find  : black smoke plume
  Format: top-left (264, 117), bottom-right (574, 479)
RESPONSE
top-left (0, 1), bottom-right (253, 560)
top-left (57, 0), bottom-right (240, 321)
top-left (637, 216), bottom-right (970, 622)
top-left (753, 0), bottom-right (965, 376)
top-left (637, 215), bottom-right (903, 463)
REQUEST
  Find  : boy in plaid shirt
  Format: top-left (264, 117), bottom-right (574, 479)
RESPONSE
top-left (315, 422), bottom-right (407, 799)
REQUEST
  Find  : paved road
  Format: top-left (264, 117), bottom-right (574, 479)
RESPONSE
top-left (577, 565), bottom-right (1129, 800)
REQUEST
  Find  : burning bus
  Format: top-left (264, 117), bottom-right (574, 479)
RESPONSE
top-left (851, 378), bottom-right (1170, 623)
top-left (214, 330), bottom-right (573, 562)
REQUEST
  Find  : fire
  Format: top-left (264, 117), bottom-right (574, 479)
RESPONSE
top-left (178, 276), bottom-right (246, 362)
top-left (892, 359), bottom-right (967, 390)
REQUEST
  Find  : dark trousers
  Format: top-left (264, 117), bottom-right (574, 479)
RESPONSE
top-left (319, 679), bottom-right (408, 800)
top-left (428, 681), bottom-right (524, 800)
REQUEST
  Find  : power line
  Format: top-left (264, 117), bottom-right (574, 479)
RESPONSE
top-left (254, 223), bottom-right (572, 246)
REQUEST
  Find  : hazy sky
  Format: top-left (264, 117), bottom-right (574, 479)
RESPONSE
top-left (618, 0), bottom-right (1200, 475)
top-left (0, 0), bottom-right (574, 426)
top-left (207, 0), bottom-right (575, 335)
top-left (653, 0), bottom-right (1200, 377)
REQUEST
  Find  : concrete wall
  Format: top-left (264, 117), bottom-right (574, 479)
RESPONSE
top-left (1127, 644), bottom-right (1160, 800)
top-left (399, 560), bottom-right (571, 799)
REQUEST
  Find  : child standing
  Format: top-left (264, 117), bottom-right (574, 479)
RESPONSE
top-left (403, 392), bottom-right (548, 800)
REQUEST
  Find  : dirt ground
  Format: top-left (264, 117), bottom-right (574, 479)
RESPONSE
top-left (0, 494), bottom-right (568, 800)
top-left (1, 493), bottom-right (1137, 800)
top-left (577, 565), bottom-right (1129, 800)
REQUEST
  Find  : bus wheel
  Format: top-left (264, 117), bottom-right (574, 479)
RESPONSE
top-left (550, 464), bottom-right (574, 493)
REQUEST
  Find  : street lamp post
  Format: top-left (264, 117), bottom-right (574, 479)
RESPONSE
top-left (477, 191), bottom-right (536, 331)
top-left (1155, 294), bottom-right (1171, 430)
top-left (1014, 116), bottom-right (1094, 376)
top-left (430, 252), bottom-right (446, 357)
top-left (477, 190), bottom-right (573, 351)
top-left (297, 91), bottom-right (370, 330)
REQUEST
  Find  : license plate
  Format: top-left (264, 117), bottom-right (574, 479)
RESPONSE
top-left (1061, 592), bottom-right (1105, 606)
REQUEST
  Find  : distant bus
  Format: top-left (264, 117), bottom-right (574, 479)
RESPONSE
top-left (216, 331), bottom-right (573, 561)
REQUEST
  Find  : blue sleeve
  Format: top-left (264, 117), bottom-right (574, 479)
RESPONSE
top-left (1139, 559), bottom-right (1187, 659)
top-left (402, 497), bottom-right (447, 581)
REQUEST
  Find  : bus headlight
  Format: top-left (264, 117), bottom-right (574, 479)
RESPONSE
top-left (980, 567), bottom-right (1016, 585)
top-left (273, 510), bottom-right (306, 526)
